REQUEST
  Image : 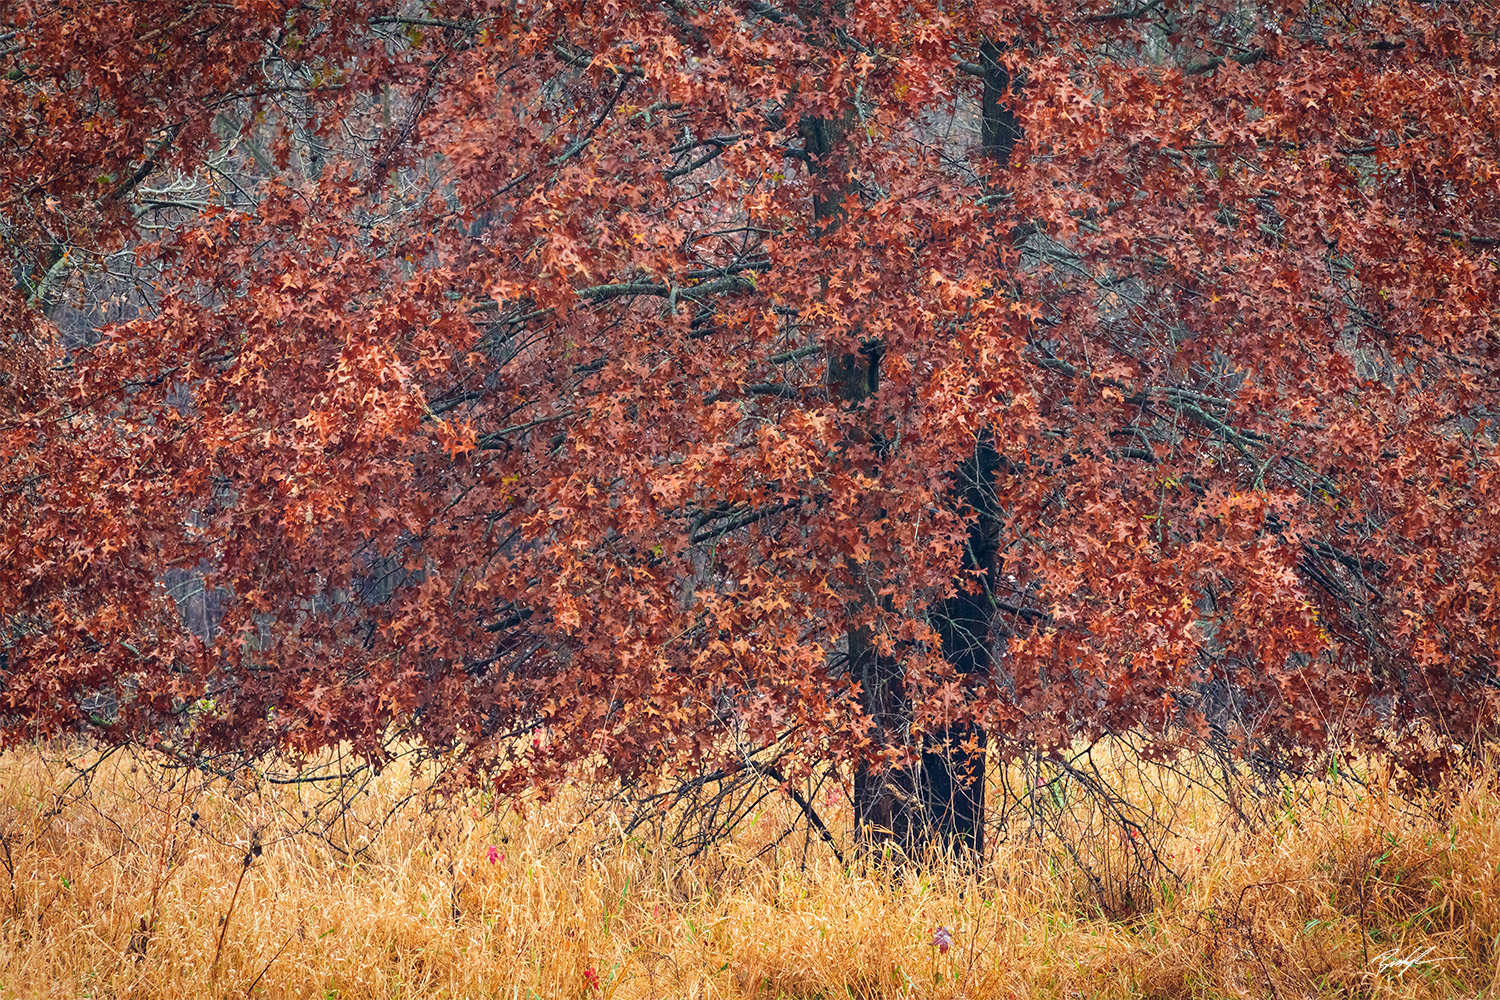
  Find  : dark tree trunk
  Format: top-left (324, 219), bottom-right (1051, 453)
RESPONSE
top-left (849, 624), bottom-right (922, 848)
top-left (820, 29), bottom-right (1020, 858)
top-left (921, 436), bottom-right (1000, 855)
top-left (910, 39), bottom-right (1019, 857)
top-left (794, 27), bottom-right (925, 850)
top-left (980, 41), bottom-right (1022, 168)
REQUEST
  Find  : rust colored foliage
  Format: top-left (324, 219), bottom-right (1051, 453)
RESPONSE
top-left (1, 1), bottom-right (1496, 788)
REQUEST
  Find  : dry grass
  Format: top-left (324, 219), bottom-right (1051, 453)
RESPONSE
top-left (1, 743), bottom-right (1498, 999)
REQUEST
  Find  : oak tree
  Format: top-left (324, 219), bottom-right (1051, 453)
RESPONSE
top-left (2, 1), bottom-right (1497, 847)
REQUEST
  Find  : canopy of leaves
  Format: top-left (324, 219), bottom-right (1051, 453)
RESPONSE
top-left (2, 0), bottom-right (1496, 787)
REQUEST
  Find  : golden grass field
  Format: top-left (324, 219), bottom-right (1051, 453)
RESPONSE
top-left (1, 743), bottom-right (1497, 999)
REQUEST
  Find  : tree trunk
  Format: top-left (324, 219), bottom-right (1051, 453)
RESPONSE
top-left (913, 40), bottom-right (1020, 857)
top-left (920, 436), bottom-right (1000, 855)
top-left (979, 41), bottom-right (1022, 168)
top-left (849, 624), bottom-right (922, 848)
top-left (791, 2), bottom-right (924, 851)
top-left (815, 29), bottom-right (1019, 857)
